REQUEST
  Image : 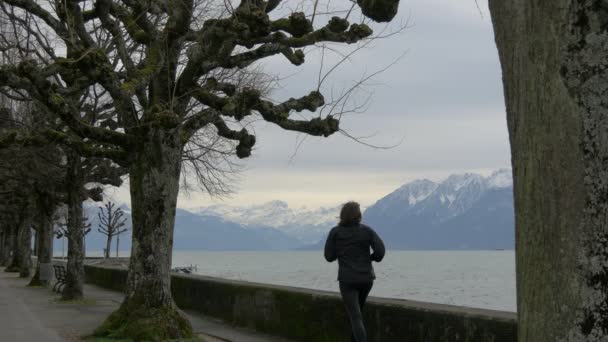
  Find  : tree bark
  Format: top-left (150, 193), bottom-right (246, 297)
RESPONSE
top-left (0, 229), bottom-right (4, 264)
top-left (6, 201), bottom-right (33, 275)
top-left (1, 224), bottom-right (16, 268)
top-left (29, 224), bottom-right (42, 285)
top-left (490, 1), bottom-right (608, 341)
top-left (32, 228), bottom-right (39, 257)
top-left (29, 197), bottom-right (55, 287)
top-left (62, 152), bottom-right (85, 300)
top-left (0, 223), bottom-right (13, 267)
top-left (18, 221), bottom-right (32, 278)
top-left (5, 221), bottom-right (20, 272)
top-left (13, 197), bottom-right (33, 278)
top-left (4, 223), bottom-right (19, 272)
top-left (95, 130), bottom-right (192, 340)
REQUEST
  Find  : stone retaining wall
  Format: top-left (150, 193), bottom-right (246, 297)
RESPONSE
top-left (82, 264), bottom-right (517, 342)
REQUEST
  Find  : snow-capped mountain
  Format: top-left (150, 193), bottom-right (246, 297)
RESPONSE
top-left (363, 169), bottom-right (514, 249)
top-left (56, 203), bottom-right (303, 253)
top-left (193, 200), bottom-right (338, 227)
top-left (190, 201), bottom-right (339, 244)
top-left (63, 169), bottom-right (514, 252)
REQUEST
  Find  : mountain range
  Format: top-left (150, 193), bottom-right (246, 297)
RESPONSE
top-left (362, 169), bottom-right (514, 249)
top-left (53, 169), bottom-right (514, 253)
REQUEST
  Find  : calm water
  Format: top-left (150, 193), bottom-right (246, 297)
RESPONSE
top-left (171, 250), bottom-right (516, 312)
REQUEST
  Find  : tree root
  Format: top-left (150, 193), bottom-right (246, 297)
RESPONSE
top-left (94, 301), bottom-right (193, 341)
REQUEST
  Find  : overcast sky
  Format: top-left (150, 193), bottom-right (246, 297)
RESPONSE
top-left (107, 0), bottom-right (510, 209)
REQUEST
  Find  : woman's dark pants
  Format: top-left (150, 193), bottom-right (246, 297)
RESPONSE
top-left (339, 281), bottom-right (373, 342)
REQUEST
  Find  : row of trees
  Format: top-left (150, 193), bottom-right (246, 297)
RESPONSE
top-left (2, 1), bottom-right (605, 341)
top-left (0, 0), bottom-right (399, 340)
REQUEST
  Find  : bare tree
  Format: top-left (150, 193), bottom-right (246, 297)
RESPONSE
top-left (0, 0), bottom-right (401, 339)
top-left (0, 3), bottom-right (126, 298)
top-left (97, 201), bottom-right (128, 259)
top-left (55, 215), bottom-right (92, 241)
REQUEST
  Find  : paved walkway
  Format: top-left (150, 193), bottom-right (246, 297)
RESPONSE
top-left (0, 270), bottom-right (292, 342)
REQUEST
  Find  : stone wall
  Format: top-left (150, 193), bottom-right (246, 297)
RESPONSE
top-left (83, 265), bottom-right (517, 342)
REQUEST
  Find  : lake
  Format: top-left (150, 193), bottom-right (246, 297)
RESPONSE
top-left (170, 250), bottom-right (516, 312)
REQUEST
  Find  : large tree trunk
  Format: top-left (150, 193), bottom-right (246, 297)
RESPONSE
top-left (7, 202), bottom-right (33, 274)
top-left (62, 152), bottom-right (85, 300)
top-left (490, 1), bottom-right (608, 340)
top-left (83, 233), bottom-right (87, 258)
top-left (95, 130), bottom-right (192, 340)
top-left (0, 223), bottom-right (13, 266)
top-left (32, 228), bottom-right (39, 257)
top-left (18, 222), bottom-right (32, 278)
top-left (4, 223), bottom-right (19, 272)
top-left (28, 226), bottom-right (41, 284)
top-left (2, 225), bottom-right (16, 268)
top-left (29, 198), bottom-right (55, 287)
top-left (0, 229), bottom-right (4, 264)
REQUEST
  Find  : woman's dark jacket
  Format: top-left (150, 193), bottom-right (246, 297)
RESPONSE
top-left (324, 223), bottom-right (385, 283)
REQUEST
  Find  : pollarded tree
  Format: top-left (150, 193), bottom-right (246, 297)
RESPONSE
top-left (0, 95), bottom-right (123, 298)
top-left (97, 201), bottom-right (128, 259)
top-left (28, 190), bottom-right (63, 287)
top-left (0, 101), bottom-right (59, 278)
top-left (55, 215), bottom-right (92, 248)
top-left (0, 0), bottom-right (400, 339)
top-left (0, 208), bottom-right (15, 267)
top-left (0, 5), bottom-right (126, 297)
top-left (490, 1), bottom-right (608, 341)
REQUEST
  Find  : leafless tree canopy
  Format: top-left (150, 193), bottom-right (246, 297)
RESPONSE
top-left (0, 0), bottom-right (396, 185)
top-left (0, 0), bottom-right (402, 338)
top-left (97, 201), bottom-right (128, 258)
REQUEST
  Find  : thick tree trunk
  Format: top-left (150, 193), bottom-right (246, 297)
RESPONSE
top-left (5, 227), bottom-right (19, 272)
top-left (29, 200), bottom-right (54, 287)
top-left (0, 224), bottom-right (12, 267)
top-left (5, 223), bottom-right (20, 272)
top-left (0, 230), bottom-right (4, 264)
top-left (490, 1), bottom-right (608, 341)
top-left (95, 130), bottom-right (192, 340)
top-left (29, 224), bottom-right (42, 285)
top-left (7, 202), bottom-right (33, 275)
top-left (18, 222), bottom-right (32, 278)
top-left (32, 228), bottom-right (39, 257)
top-left (62, 153), bottom-right (85, 300)
top-left (1, 224), bottom-right (16, 268)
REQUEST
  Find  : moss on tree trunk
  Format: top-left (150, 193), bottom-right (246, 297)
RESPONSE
top-left (490, 0), bottom-right (608, 340)
top-left (18, 220), bottom-right (32, 278)
top-left (0, 229), bottom-right (7, 267)
top-left (6, 200), bottom-right (33, 275)
top-left (95, 130), bottom-right (192, 340)
top-left (62, 152), bottom-right (85, 300)
top-left (29, 202), bottom-right (54, 287)
top-left (1, 224), bottom-right (16, 268)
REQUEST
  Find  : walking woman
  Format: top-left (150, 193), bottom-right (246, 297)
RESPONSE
top-left (324, 201), bottom-right (385, 342)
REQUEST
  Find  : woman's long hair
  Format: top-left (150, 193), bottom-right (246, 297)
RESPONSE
top-left (339, 201), bottom-right (362, 227)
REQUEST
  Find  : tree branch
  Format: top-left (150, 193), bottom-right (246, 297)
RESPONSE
top-left (0, 63), bottom-right (135, 148)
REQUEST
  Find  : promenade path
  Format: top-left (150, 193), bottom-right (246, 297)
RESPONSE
top-left (0, 269), bottom-right (293, 342)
